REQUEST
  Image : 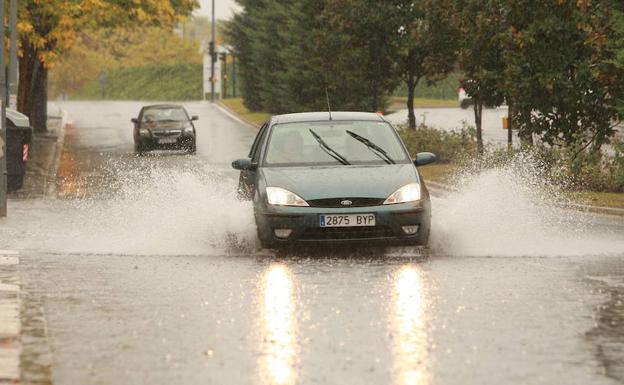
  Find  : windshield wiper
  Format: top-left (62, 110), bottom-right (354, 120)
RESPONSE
top-left (345, 130), bottom-right (395, 164)
top-left (308, 129), bottom-right (351, 165)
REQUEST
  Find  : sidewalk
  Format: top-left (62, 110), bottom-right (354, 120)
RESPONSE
top-left (1, 112), bottom-right (67, 384)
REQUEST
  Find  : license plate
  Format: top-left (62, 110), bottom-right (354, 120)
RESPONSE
top-left (158, 137), bottom-right (177, 144)
top-left (320, 214), bottom-right (376, 227)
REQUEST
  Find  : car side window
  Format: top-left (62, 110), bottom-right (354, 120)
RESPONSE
top-left (249, 122), bottom-right (269, 160)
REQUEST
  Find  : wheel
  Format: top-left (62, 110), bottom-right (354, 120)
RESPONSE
top-left (187, 141), bottom-right (196, 155)
top-left (135, 142), bottom-right (148, 156)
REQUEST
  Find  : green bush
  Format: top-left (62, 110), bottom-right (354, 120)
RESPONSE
top-left (398, 123), bottom-right (477, 163)
top-left (73, 63), bottom-right (203, 101)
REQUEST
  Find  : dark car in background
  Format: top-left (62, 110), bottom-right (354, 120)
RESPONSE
top-left (232, 112), bottom-right (436, 249)
top-left (132, 104), bottom-right (197, 155)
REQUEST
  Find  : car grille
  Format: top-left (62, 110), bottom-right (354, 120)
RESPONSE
top-left (307, 197), bottom-right (385, 208)
top-left (152, 130), bottom-right (182, 137)
top-left (299, 226), bottom-right (395, 241)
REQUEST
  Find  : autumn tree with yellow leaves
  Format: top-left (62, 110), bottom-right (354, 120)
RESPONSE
top-left (17, 0), bottom-right (198, 131)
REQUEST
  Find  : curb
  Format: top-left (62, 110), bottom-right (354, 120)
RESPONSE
top-left (0, 250), bottom-right (20, 384)
top-left (215, 102), bottom-right (261, 130)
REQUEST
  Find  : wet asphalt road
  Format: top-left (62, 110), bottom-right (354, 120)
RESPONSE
top-left (2, 101), bottom-right (624, 385)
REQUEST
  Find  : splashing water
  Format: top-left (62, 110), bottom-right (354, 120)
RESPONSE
top-left (7, 161), bottom-right (258, 256)
top-left (430, 153), bottom-right (624, 257)
top-left (3, 152), bottom-right (622, 258)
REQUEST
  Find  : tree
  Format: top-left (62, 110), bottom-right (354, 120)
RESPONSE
top-left (454, 0), bottom-right (507, 154)
top-left (17, 0), bottom-right (197, 132)
top-left (504, 0), bottom-right (624, 151)
top-left (319, 0), bottom-right (398, 112)
top-left (391, 0), bottom-right (458, 129)
top-left (227, 0), bottom-right (399, 113)
top-left (226, 0), bottom-right (267, 111)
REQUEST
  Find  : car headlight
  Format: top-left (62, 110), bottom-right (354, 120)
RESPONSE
top-left (383, 183), bottom-right (421, 205)
top-left (183, 124), bottom-right (194, 134)
top-left (266, 187), bottom-right (309, 207)
top-left (139, 128), bottom-right (149, 136)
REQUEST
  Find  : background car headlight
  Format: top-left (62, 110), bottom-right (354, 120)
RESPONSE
top-left (383, 183), bottom-right (421, 204)
top-left (139, 128), bottom-right (149, 136)
top-left (266, 187), bottom-right (309, 206)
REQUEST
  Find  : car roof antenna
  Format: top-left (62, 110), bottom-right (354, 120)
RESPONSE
top-left (325, 87), bottom-right (333, 121)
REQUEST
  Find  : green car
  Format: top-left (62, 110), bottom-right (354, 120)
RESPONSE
top-left (232, 112), bottom-right (436, 249)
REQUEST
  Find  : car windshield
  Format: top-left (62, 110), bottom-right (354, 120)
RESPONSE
top-left (264, 120), bottom-right (410, 166)
top-left (142, 107), bottom-right (188, 123)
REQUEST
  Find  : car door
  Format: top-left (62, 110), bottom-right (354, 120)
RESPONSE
top-left (238, 122), bottom-right (269, 200)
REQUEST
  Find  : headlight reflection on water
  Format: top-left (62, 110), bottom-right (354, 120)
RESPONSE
top-left (391, 265), bottom-right (429, 385)
top-left (258, 264), bottom-right (297, 385)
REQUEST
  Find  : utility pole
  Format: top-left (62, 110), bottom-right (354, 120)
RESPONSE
top-left (210, 0), bottom-right (216, 102)
top-left (8, 0), bottom-right (17, 110)
top-left (232, 54), bottom-right (236, 98)
top-left (221, 51), bottom-right (227, 99)
top-left (0, 0), bottom-right (7, 217)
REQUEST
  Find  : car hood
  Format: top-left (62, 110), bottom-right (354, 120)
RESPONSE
top-left (260, 164), bottom-right (420, 200)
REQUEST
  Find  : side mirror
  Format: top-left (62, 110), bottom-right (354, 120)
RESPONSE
top-left (131, 118), bottom-right (138, 124)
top-left (191, 115), bottom-right (199, 121)
top-left (232, 158), bottom-right (256, 171)
top-left (414, 152), bottom-right (437, 166)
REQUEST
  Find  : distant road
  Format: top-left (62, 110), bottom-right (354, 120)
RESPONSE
top-left (387, 106), bottom-right (518, 145)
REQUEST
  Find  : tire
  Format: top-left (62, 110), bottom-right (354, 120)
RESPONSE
top-left (187, 141), bottom-right (197, 155)
top-left (135, 142), bottom-right (148, 156)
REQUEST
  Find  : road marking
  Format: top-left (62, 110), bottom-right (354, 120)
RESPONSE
top-left (0, 257), bottom-right (18, 266)
top-left (0, 252), bottom-right (20, 383)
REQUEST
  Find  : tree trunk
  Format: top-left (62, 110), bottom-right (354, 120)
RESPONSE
top-left (474, 100), bottom-right (484, 155)
top-left (406, 76), bottom-right (417, 129)
top-left (507, 101), bottom-right (513, 151)
top-left (18, 41), bottom-right (48, 132)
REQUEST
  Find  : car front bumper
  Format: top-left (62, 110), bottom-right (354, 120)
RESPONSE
top-left (255, 200), bottom-right (431, 246)
top-left (136, 132), bottom-right (195, 149)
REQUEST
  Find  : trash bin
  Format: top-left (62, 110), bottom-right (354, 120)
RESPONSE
top-left (6, 122), bottom-right (33, 192)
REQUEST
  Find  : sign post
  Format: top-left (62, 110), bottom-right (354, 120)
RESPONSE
top-left (0, 0), bottom-right (7, 217)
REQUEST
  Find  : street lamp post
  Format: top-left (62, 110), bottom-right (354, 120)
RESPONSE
top-left (0, 0), bottom-right (7, 217)
top-left (8, 0), bottom-right (17, 110)
top-left (210, 0), bottom-right (216, 102)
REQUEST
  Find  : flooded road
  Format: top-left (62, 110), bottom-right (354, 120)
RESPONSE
top-left (2, 101), bottom-right (624, 385)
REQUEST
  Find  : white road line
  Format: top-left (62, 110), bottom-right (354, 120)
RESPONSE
top-left (0, 251), bottom-right (20, 383)
top-left (0, 257), bottom-right (18, 266)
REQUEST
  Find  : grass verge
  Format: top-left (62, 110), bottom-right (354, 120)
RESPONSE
top-left (221, 98), bottom-right (270, 128)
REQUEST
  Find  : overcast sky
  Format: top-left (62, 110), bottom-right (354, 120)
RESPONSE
top-left (195, 0), bottom-right (242, 20)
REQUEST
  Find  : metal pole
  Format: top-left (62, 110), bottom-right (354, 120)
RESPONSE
top-left (507, 102), bottom-right (513, 151)
top-left (8, 0), bottom-right (17, 110)
top-left (0, 0), bottom-right (7, 217)
top-left (222, 52), bottom-right (227, 99)
top-left (232, 54), bottom-right (236, 98)
top-left (210, 0), bottom-right (216, 102)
